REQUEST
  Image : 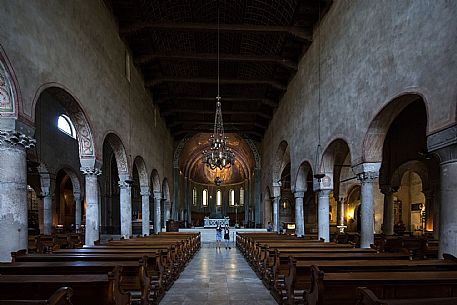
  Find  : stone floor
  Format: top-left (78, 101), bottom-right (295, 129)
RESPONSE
top-left (160, 243), bottom-right (278, 305)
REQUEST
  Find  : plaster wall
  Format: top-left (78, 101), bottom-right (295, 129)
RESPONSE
top-left (262, 1), bottom-right (457, 195)
top-left (0, 0), bottom-right (173, 193)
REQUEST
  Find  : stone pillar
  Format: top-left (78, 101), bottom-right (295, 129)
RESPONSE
top-left (353, 163), bottom-right (381, 248)
top-left (41, 189), bottom-right (53, 235)
top-left (0, 130), bottom-right (35, 262)
top-left (317, 190), bottom-right (331, 241)
top-left (337, 196), bottom-right (346, 227)
top-left (380, 186), bottom-right (395, 235)
top-left (423, 189), bottom-right (434, 234)
top-left (164, 200), bottom-right (171, 223)
top-left (140, 187), bottom-right (150, 236)
top-left (427, 125), bottom-right (457, 257)
top-left (254, 168), bottom-right (262, 227)
top-left (294, 191), bottom-right (305, 237)
top-left (119, 179), bottom-right (132, 239)
top-left (74, 192), bottom-right (82, 232)
top-left (81, 167), bottom-right (101, 246)
top-left (154, 191), bottom-right (162, 233)
top-left (272, 196), bottom-right (280, 232)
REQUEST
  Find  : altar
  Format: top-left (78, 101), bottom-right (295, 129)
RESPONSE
top-left (204, 217), bottom-right (229, 228)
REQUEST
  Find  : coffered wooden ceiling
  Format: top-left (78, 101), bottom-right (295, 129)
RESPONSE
top-left (104, 0), bottom-right (332, 142)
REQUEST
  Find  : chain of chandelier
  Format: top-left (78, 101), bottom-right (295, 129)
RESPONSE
top-left (202, 0), bottom-right (235, 178)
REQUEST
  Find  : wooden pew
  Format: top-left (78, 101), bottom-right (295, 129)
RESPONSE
top-left (0, 267), bottom-right (130, 305)
top-left (304, 265), bottom-right (457, 305)
top-left (0, 286), bottom-right (73, 305)
top-left (285, 257), bottom-right (457, 305)
top-left (356, 286), bottom-right (457, 305)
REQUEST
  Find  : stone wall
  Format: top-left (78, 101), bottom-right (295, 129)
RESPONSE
top-left (0, 0), bottom-right (173, 193)
top-left (262, 0), bottom-right (457, 203)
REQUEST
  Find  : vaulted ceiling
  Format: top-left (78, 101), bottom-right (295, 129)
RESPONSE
top-left (104, 0), bottom-right (332, 142)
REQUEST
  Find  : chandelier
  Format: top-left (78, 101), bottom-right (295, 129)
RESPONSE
top-left (202, 1), bottom-right (235, 180)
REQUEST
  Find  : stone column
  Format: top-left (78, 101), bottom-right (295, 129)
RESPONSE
top-left (272, 196), bottom-right (280, 232)
top-left (41, 188), bottom-right (53, 235)
top-left (81, 167), bottom-right (101, 246)
top-left (164, 200), bottom-right (171, 223)
top-left (337, 196), bottom-right (346, 228)
top-left (0, 130), bottom-right (35, 262)
top-left (119, 179), bottom-right (132, 239)
top-left (317, 190), bottom-right (331, 241)
top-left (380, 186), bottom-right (395, 235)
top-left (423, 189), bottom-right (434, 234)
top-left (353, 163), bottom-right (380, 248)
top-left (294, 191), bottom-right (305, 237)
top-left (427, 125), bottom-right (457, 257)
top-left (154, 191), bottom-right (162, 233)
top-left (140, 187), bottom-right (150, 236)
top-left (74, 192), bottom-right (82, 232)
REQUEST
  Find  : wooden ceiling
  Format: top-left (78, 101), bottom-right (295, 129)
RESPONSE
top-left (104, 0), bottom-right (332, 142)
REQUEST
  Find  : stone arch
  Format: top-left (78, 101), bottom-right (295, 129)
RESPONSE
top-left (133, 156), bottom-right (149, 187)
top-left (263, 186), bottom-right (272, 225)
top-left (272, 140), bottom-right (290, 187)
top-left (321, 138), bottom-right (351, 193)
top-left (56, 165), bottom-right (82, 196)
top-left (362, 93), bottom-right (429, 163)
top-left (103, 132), bottom-right (129, 177)
top-left (294, 161), bottom-right (312, 192)
top-left (32, 84), bottom-right (97, 166)
top-left (0, 46), bottom-right (19, 119)
top-left (162, 178), bottom-right (170, 201)
top-left (391, 160), bottom-right (430, 191)
top-left (151, 169), bottom-right (161, 193)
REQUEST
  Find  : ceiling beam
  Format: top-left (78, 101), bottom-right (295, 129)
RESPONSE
top-left (167, 120), bottom-right (267, 129)
top-left (120, 22), bottom-right (312, 41)
top-left (161, 108), bottom-right (272, 119)
top-left (135, 53), bottom-right (297, 70)
top-left (155, 96), bottom-right (278, 108)
top-left (171, 128), bottom-right (264, 138)
top-left (146, 77), bottom-right (286, 91)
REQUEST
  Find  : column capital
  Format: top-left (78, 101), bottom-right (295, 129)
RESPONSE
top-left (380, 185), bottom-right (395, 195)
top-left (353, 162), bottom-right (380, 183)
top-left (313, 174), bottom-right (333, 192)
top-left (80, 167), bottom-right (102, 176)
top-left (294, 191), bottom-right (305, 199)
top-left (153, 191), bottom-right (161, 199)
top-left (73, 191), bottom-right (82, 201)
top-left (140, 186), bottom-right (151, 197)
top-left (0, 129), bottom-right (35, 149)
top-left (317, 189), bottom-right (332, 197)
top-left (118, 179), bottom-right (132, 189)
top-left (427, 124), bottom-right (457, 164)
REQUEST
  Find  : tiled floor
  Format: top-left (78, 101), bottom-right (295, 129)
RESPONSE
top-left (160, 243), bottom-right (278, 305)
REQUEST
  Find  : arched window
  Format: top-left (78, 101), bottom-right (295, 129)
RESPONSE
top-left (192, 188), bottom-right (197, 205)
top-left (57, 114), bottom-right (76, 138)
top-left (202, 189), bottom-right (208, 206)
top-left (240, 187), bottom-right (244, 206)
top-left (229, 189), bottom-right (235, 206)
top-left (216, 190), bottom-right (222, 206)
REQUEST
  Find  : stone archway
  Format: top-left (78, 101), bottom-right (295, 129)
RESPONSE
top-left (133, 156), bottom-right (150, 236)
top-left (151, 169), bottom-right (161, 233)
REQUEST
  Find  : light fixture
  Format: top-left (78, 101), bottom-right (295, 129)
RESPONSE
top-left (313, 2), bottom-right (325, 181)
top-left (202, 1), bottom-right (235, 183)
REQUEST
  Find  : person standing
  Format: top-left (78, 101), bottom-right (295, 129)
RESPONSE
top-left (215, 223), bottom-right (222, 249)
top-left (224, 224), bottom-right (231, 249)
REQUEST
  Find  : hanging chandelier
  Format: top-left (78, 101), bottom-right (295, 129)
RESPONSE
top-left (202, 0), bottom-right (235, 178)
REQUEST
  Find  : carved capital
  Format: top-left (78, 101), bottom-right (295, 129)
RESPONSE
top-left (118, 180), bottom-right (132, 189)
top-left (80, 167), bottom-right (102, 176)
top-left (294, 191), bottom-right (305, 199)
top-left (0, 129), bottom-right (36, 149)
top-left (380, 185), bottom-right (394, 195)
top-left (318, 189), bottom-right (332, 197)
top-left (357, 171), bottom-right (378, 183)
top-left (140, 187), bottom-right (151, 197)
top-left (153, 191), bottom-right (161, 200)
top-left (427, 124), bottom-right (457, 152)
top-left (73, 192), bottom-right (82, 201)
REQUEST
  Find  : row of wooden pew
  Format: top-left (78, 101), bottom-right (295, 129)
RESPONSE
top-left (237, 232), bottom-right (457, 305)
top-left (28, 233), bottom-right (84, 253)
top-left (0, 232), bottom-right (200, 304)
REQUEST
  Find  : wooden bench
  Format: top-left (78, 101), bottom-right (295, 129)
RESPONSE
top-left (304, 265), bottom-right (457, 305)
top-left (285, 257), bottom-right (457, 305)
top-left (0, 286), bottom-right (73, 305)
top-left (356, 286), bottom-right (457, 305)
top-left (0, 267), bottom-right (130, 305)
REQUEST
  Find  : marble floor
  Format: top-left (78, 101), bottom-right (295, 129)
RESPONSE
top-left (160, 243), bottom-right (278, 305)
